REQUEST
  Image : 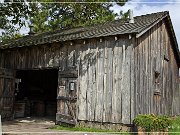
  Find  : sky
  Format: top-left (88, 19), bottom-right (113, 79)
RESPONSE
top-left (112, 0), bottom-right (180, 48)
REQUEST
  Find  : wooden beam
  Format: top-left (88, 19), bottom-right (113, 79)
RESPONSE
top-left (59, 70), bottom-right (78, 78)
top-left (57, 96), bottom-right (77, 101)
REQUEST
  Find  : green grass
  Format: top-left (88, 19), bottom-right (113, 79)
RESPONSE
top-left (169, 116), bottom-right (180, 135)
top-left (50, 116), bottom-right (180, 134)
top-left (50, 125), bottom-right (131, 134)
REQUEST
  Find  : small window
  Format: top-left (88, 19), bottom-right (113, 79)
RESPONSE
top-left (154, 70), bottom-right (161, 93)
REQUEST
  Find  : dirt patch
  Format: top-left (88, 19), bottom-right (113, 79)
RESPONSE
top-left (2, 117), bottom-right (108, 135)
top-left (2, 117), bottom-right (64, 135)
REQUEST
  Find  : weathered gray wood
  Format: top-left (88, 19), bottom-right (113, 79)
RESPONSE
top-left (86, 43), bottom-right (93, 121)
top-left (91, 42), bottom-right (97, 122)
top-left (116, 39), bottom-right (123, 123)
top-left (67, 45), bottom-right (75, 68)
top-left (0, 68), bottom-right (15, 120)
top-left (0, 19), bottom-right (179, 125)
top-left (56, 113), bottom-right (76, 125)
top-left (57, 96), bottom-right (77, 101)
top-left (57, 78), bottom-right (65, 114)
top-left (133, 20), bottom-right (180, 117)
top-left (112, 40), bottom-right (118, 123)
top-left (95, 41), bottom-right (104, 122)
top-left (130, 37), bottom-right (135, 123)
top-left (147, 30), bottom-right (151, 114)
top-left (60, 45), bottom-right (68, 71)
top-left (103, 40), bottom-right (108, 122)
top-left (106, 40), bottom-right (113, 122)
top-left (121, 39), bottom-right (131, 124)
top-left (74, 44), bottom-right (80, 120)
top-left (58, 70), bottom-right (78, 78)
top-left (77, 44), bottom-right (87, 120)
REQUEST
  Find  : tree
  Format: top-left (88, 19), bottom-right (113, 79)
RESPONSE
top-left (0, 0), bottom-right (33, 41)
top-left (0, 0), bottom-right (128, 42)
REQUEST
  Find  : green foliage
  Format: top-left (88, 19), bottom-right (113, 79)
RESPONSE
top-left (134, 114), bottom-right (172, 132)
top-left (0, 26), bottom-right (23, 42)
top-left (0, 0), bottom-right (128, 42)
top-left (119, 10), bottom-right (129, 20)
top-left (29, 0), bottom-right (119, 32)
top-left (169, 116), bottom-right (180, 134)
top-left (0, 0), bottom-right (31, 29)
top-left (0, 0), bottom-right (32, 42)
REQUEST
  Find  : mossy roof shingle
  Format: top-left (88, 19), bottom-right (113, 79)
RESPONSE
top-left (0, 11), bottom-right (174, 49)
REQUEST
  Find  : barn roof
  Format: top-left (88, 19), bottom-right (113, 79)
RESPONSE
top-left (0, 11), bottom-right (179, 63)
top-left (0, 11), bottom-right (171, 47)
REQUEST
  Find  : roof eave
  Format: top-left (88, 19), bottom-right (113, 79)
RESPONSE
top-left (136, 13), bottom-right (180, 67)
top-left (165, 15), bottom-right (180, 67)
top-left (136, 14), bottom-right (168, 38)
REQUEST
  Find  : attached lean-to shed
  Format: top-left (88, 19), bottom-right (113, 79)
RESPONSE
top-left (0, 11), bottom-right (179, 129)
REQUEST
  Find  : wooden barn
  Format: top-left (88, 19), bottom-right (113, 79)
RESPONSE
top-left (0, 11), bottom-right (179, 129)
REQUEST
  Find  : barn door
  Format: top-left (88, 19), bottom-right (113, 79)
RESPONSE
top-left (0, 68), bottom-right (15, 120)
top-left (56, 70), bottom-right (78, 125)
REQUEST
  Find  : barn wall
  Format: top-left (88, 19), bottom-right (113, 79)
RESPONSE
top-left (77, 36), bottom-right (134, 124)
top-left (134, 20), bottom-right (180, 116)
top-left (0, 36), bottom-right (134, 124)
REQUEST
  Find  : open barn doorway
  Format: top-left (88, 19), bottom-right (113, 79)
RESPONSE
top-left (14, 68), bottom-right (58, 120)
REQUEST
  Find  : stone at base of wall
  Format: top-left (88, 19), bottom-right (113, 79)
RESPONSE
top-left (77, 120), bottom-right (132, 132)
top-left (136, 127), bottom-right (168, 135)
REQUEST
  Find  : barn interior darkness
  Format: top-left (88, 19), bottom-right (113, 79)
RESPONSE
top-left (14, 69), bottom-right (58, 118)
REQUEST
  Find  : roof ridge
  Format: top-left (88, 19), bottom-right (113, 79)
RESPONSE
top-left (33, 11), bottom-right (169, 36)
top-left (0, 11), bottom-right (171, 48)
top-left (134, 11), bottom-right (169, 18)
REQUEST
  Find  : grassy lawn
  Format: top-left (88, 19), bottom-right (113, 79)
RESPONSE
top-left (50, 116), bottom-right (180, 134)
top-left (50, 125), bottom-right (131, 134)
top-left (169, 116), bottom-right (180, 134)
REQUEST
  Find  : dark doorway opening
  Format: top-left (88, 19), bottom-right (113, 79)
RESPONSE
top-left (14, 69), bottom-right (58, 119)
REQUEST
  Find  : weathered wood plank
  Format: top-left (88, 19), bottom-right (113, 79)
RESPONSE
top-left (59, 70), bottom-right (78, 78)
top-left (85, 43), bottom-right (90, 121)
top-left (116, 39), bottom-right (123, 123)
top-left (112, 40), bottom-right (117, 123)
top-left (57, 78), bottom-right (66, 114)
top-left (77, 44), bottom-right (87, 120)
top-left (106, 40), bottom-right (113, 122)
top-left (103, 40), bottom-right (108, 122)
top-left (95, 41), bottom-right (104, 122)
top-left (91, 42), bottom-right (97, 122)
top-left (0, 68), bottom-right (15, 120)
top-left (86, 43), bottom-right (93, 121)
top-left (67, 45), bottom-right (75, 68)
top-left (121, 38), bottom-right (131, 124)
top-left (0, 20), bottom-right (179, 125)
top-left (130, 37), bottom-right (135, 123)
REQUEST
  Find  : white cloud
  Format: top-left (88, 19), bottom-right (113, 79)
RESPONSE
top-left (112, 0), bottom-right (180, 47)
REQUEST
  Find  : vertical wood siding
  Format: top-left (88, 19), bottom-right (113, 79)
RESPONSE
top-left (77, 37), bottom-right (134, 124)
top-left (134, 20), bottom-right (180, 116)
top-left (0, 36), bottom-right (134, 124)
top-left (0, 19), bottom-right (179, 124)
